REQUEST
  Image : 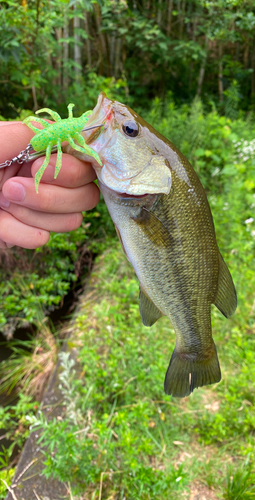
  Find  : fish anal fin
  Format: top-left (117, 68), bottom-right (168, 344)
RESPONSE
top-left (132, 208), bottom-right (172, 248)
top-left (164, 344), bottom-right (221, 398)
top-left (139, 287), bottom-right (163, 326)
top-left (214, 253), bottom-right (237, 318)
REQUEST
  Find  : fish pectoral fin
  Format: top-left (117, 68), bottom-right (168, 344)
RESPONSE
top-left (164, 344), bottom-right (221, 398)
top-left (214, 253), bottom-right (237, 318)
top-left (139, 287), bottom-right (163, 326)
top-left (132, 207), bottom-right (172, 247)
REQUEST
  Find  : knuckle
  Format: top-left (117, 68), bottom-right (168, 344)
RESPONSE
top-left (0, 211), bottom-right (10, 238)
top-left (69, 165), bottom-right (82, 186)
top-left (65, 213), bottom-right (83, 232)
top-left (37, 189), bottom-right (55, 211)
top-left (11, 205), bottom-right (30, 221)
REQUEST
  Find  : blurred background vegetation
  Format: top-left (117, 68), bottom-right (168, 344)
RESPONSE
top-left (1, 0), bottom-right (255, 498)
top-left (1, 0), bottom-right (255, 117)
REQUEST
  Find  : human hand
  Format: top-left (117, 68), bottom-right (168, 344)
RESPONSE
top-left (0, 122), bottom-right (100, 249)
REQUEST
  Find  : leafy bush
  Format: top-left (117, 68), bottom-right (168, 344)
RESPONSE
top-left (0, 393), bottom-right (39, 499)
top-left (0, 199), bottom-right (115, 335)
top-left (144, 95), bottom-right (255, 193)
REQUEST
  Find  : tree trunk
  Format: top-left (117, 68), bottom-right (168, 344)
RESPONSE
top-left (32, 84), bottom-right (38, 111)
top-left (166, 0), bottom-right (173, 36)
top-left (192, 15), bottom-right (197, 42)
top-left (218, 44), bottom-right (224, 102)
top-left (94, 3), bottom-right (108, 75)
top-left (157, 0), bottom-right (162, 27)
top-left (114, 37), bottom-right (122, 78)
top-left (55, 28), bottom-right (62, 88)
top-left (196, 37), bottom-right (208, 96)
top-left (73, 14), bottom-right (82, 81)
top-left (197, 61), bottom-right (206, 97)
top-left (62, 15), bottom-right (69, 91)
top-left (251, 41), bottom-right (255, 99)
top-left (179, 0), bottom-right (186, 37)
top-left (244, 43), bottom-right (249, 68)
top-left (110, 33), bottom-right (116, 74)
top-left (84, 11), bottom-right (92, 69)
top-left (177, 0), bottom-right (181, 34)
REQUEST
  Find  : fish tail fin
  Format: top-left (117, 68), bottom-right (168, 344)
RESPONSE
top-left (164, 344), bottom-right (221, 398)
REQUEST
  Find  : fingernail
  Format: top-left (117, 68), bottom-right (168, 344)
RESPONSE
top-left (4, 181), bottom-right (26, 202)
top-left (0, 193), bottom-right (10, 208)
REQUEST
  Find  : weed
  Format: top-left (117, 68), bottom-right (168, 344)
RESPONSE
top-left (0, 314), bottom-right (58, 400)
top-left (223, 456), bottom-right (255, 500)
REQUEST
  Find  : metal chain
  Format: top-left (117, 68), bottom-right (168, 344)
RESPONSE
top-left (0, 144), bottom-right (33, 170)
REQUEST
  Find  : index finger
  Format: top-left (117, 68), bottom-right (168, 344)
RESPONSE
top-left (31, 153), bottom-right (97, 189)
top-left (0, 122), bottom-right (34, 187)
top-left (0, 122), bottom-right (34, 163)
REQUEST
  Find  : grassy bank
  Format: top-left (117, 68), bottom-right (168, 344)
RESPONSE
top-left (30, 241), bottom-right (255, 499)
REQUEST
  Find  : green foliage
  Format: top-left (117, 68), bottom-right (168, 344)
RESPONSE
top-left (1, 0), bottom-right (255, 115)
top-left (0, 467), bottom-right (15, 500)
top-left (0, 315), bottom-right (58, 398)
top-left (0, 393), bottom-right (39, 454)
top-left (65, 72), bottom-right (128, 115)
top-left (0, 394), bottom-right (39, 498)
top-left (0, 199), bottom-right (115, 334)
top-left (144, 95), bottom-right (254, 192)
top-left (224, 456), bottom-right (255, 500)
top-left (30, 348), bottom-right (188, 498)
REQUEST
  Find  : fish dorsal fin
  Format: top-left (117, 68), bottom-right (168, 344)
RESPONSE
top-left (139, 287), bottom-right (163, 326)
top-left (132, 207), bottom-right (172, 247)
top-left (214, 253), bottom-right (237, 318)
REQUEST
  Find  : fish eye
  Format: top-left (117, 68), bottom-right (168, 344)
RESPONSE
top-left (122, 121), bottom-right (139, 138)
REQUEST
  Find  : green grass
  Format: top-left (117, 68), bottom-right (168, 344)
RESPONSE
top-left (27, 240), bottom-right (255, 499)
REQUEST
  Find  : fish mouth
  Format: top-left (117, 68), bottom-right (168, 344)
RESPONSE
top-left (114, 191), bottom-right (149, 199)
top-left (82, 92), bottom-right (112, 143)
top-left (98, 180), bottom-right (152, 200)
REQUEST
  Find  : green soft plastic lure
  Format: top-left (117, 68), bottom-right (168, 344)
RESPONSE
top-left (23, 103), bottom-right (102, 193)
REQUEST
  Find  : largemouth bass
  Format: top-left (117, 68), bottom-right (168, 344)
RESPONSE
top-left (68, 92), bottom-right (237, 398)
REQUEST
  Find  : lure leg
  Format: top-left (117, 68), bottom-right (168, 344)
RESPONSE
top-left (67, 103), bottom-right (75, 119)
top-left (67, 136), bottom-right (102, 165)
top-left (73, 132), bottom-right (86, 149)
top-left (34, 142), bottom-right (53, 193)
top-left (54, 139), bottom-right (63, 179)
top-left (36, 108), bottom-right (61, 122)
top-left (81, 110), bottom-right (93, 121)
top-left (67, 136), bottom-right (86, 154)
top-left (23, 116), bottom-right (51, 133)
